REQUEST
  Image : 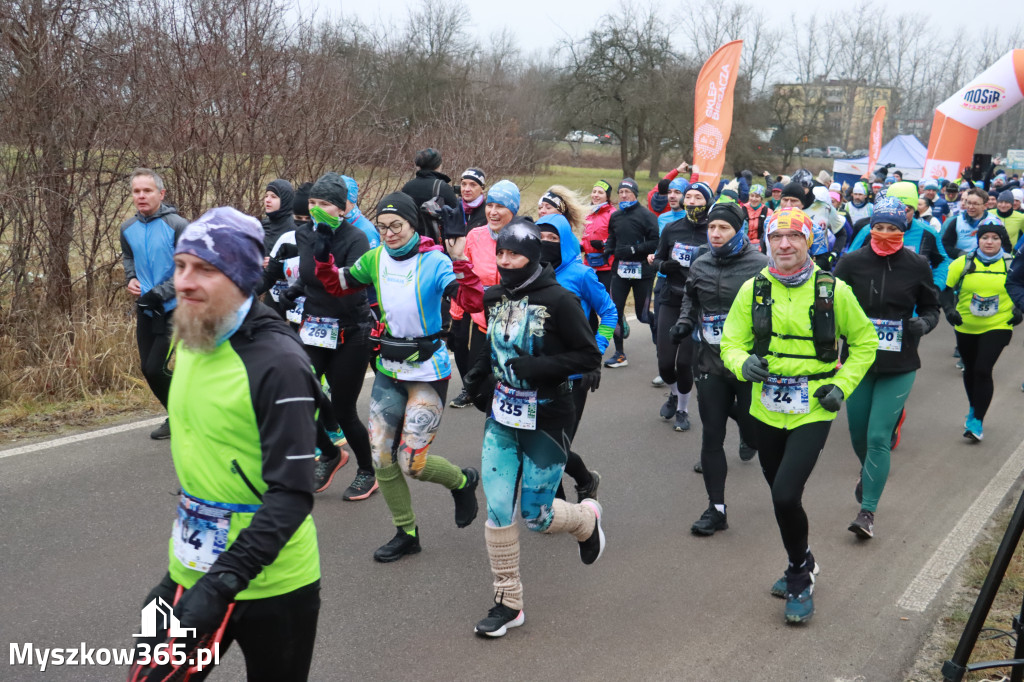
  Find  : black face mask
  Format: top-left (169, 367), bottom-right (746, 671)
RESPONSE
top-left (498, 263), bottom-right (540, 290)
top-left (540, 241), bottom-right (562, 268)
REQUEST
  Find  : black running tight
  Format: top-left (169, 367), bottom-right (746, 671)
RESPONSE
top-left (696, 372), bottom-right (757, 505)
top-left (304, 333), bottom-right (373, 472)
top-left (955, 329), bottom-right (1012, 421)
top-left (754, 419), bottom-right (832, 566)
top-left (610, 275), bottom-right (653, 354)
top-left (655, 302), bottom-right (693, 391)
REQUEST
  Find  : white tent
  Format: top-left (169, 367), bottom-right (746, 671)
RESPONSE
top-left (832, 134), bottom-right (928, 183)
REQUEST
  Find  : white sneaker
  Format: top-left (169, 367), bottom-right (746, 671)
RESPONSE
top-left (651, 375), bottom-right (665, 387)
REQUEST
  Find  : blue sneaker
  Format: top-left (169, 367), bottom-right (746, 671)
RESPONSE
top-left (785, 581), bottom-right (815, 624)
top-left (964, 417), bottom-right (983, 442)
top-left (771, 555), bottom-right (820, 598)
top-left (964, 408), bottom-right (975, 428)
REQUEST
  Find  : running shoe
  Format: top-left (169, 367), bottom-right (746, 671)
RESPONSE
top-left (604, 352), bottom-right (628, 368)
top-left (343, 469), bottom-right (379, 500)
top-left (956, 358), bottom-right (964, 371)
top-left (784, 582), bottom-right (815, 624)
top-left (475, 603), bottom-right (525, 638)
top-left (674, 411), bottom-right (690, 432)
top-left (651, 375), bottom-right (666, 387)
top-left (855, 476), bottom-right (863, 505)
top-left (575, 469), bottom-right (601, 502)
top-left (693, 461), bottom-right (703, 474)
top-left (738, 440), bottom-right (757, 462)
top-left (314, 449), bottom-right (349, 493)
top-left (451, 467), bottom-right (480, 528)
top-left (373, 527), bottom-right (421, 563)
top-left (327, 428), bottom-right (347, 446)
top-left (690, 506), bottom-right (728, 536)
top-left (578, 499), bottom-right (605, 565)
top-left (953, 346), bottom-right (960, 358)
top-left (890, 408), bottom-right (906, 451)
top-left (964, 417), bottom-right (984, 442)
top-left (449, 389), bottom-right (473, 409)
top-left (150, 418), bottom-right (171, 440)
top-left (848, 510), bottom-right (875, 538)
top-left (659, 394), bottom-right (678, 419)
top-left (771, 554), bottom-right (819, 598)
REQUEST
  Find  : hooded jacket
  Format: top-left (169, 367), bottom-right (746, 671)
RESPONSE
top-left (537, 214), bottom-right (617, 354)
top-left (678, 242), bottom-right (768, 376)
top-left (581, 202), bottom-right (616, 271)
top-left (604, 202), bottom-right (660, 279)
top-left (294, 219), bottom-right (370, 326)
top-left (651, 215), bottom-right (707, 306)
top-left (120, 203), bottom-right (189, 313)
top-left (834, 246), bottom-right (941, 374)
top-left (401, 169), bottom-right (459, 209)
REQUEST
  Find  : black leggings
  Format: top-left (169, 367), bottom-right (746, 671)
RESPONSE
top-left (595, 268), bottom-right (612, 292)
top-left (136, 573), bottom-right (320, 682)
top-left (611, 275), bottom-right (653, 354)
top-left (305, 333), bottom-right (373, 472)
top-left (696, 372), bottom-right (758, 505)
top-left (448, 316), bottom-right (487, 381)
top-left (562, 380), bottom-right (592, 488)
top-left (754, 419), bottom-right (832, 566)
top-left (955, 329), bottom-right (1012, 421)
top-left (655, 302), bottom-right (694, 391)
top-left (136, 310), bottom-right (174, 409)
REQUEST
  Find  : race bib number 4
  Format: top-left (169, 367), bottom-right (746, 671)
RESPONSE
top-left (172, 495), bottom-right (231, 573)
top-left (617, 260), bottom-right (642, 279)
top-left (701, 313), bottom-right (727, 346)
top-left (870, 318), bottom-right (903, 352)
top-left (671, 243), bottom-right (700, 267)
top-left (760, 375), bottom-right (810, 415)
top-left (491, 382), bottom-right (538, 430)
top-left (970, 293), bottom-right (999, 318)
top-left (300, 315), bottom-right (340, 348)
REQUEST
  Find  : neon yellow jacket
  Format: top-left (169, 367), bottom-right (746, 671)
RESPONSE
top-left (721, 265), bottom-right (878, 428)
top-left (945, 254), bottom-right (1014, 334)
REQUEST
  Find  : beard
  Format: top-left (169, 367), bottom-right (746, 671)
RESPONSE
top-left (173, 295), bottom-right (239, 354)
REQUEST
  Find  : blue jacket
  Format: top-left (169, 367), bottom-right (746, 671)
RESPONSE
top-left (537, 214), bottom-right (618, 355)
top-left (345, 207), bottom-right (381, 249)
top-left (849, 218), bottom-right (950, 289)
top-left (120, 203), bottom-right (189, 313)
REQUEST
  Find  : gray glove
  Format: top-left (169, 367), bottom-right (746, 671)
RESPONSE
top-left (740, 355), bottom-right (770, 382)
top-left (813, 384), bottom-right (844, 412)
top-left (906, 317), bottom-right (929, 336)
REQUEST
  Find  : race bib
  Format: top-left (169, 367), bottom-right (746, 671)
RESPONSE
top-left (671, 243), bottom-right (700, 267)
top-left (300, 315), bottom-right (340, 348)
top-left (617, 260), bottom-right (642, 279)
top-left (701, 313), bottom-right (727, 346)
top-left (270, 281), bottom-right (287, 303)
top-left (870, 318), bottom-right (903, 352)
top-left (970, 293), bottom-right (999, 317)
top-left (760, 375), bottom-right (810, 414)
top-left (286, 296), bottom-right (304, 324)
top-left (172, 494), bottom-right (231, 573)
top-left (491, 382), bottom-right (538, 430)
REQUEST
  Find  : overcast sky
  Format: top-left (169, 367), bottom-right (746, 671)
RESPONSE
top-left (314, 0), bottom-right (1022, 58)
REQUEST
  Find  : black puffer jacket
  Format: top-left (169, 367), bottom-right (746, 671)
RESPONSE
top-left (401, 169), bottom-right (459, 209)
top-left (604, 203), bottom-right (659, 279)
top-left (678, 243), bottom-right (768, 375)
top-left (294, 220), bottom-right (371, 327)
top-left (652, 215), bottom-right (708, 306)
top-left (834, 246), bottom-right (941, 374)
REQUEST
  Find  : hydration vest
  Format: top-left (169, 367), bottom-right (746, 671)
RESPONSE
top-left (751, 270), bottom-right (838, 363)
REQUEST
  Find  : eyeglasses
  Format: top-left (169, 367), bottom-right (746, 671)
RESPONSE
top-left (376, 220), bottom-right (408, 235)
top-left (767, 232), bottom-right (802, 244)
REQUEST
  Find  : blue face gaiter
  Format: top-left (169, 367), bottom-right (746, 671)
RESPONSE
top-left (384, 232), bottom-right (421, 258)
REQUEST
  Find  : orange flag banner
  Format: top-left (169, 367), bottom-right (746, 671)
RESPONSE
top-left (865, 106), bottom-right (886, 179)
top-left (691, 40), bottom-right (743, 190)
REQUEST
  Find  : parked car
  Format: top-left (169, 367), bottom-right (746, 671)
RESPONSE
top-left (849, 148), bottom-right (869, 158)
top-left (596, 132), bottom-right (617, 145)
top-left (803, 147), bottom-right (825, 158)
top-left (564, 130), bottom-right (599, 144)
top-left (826, 146), bottom-right (846, 158)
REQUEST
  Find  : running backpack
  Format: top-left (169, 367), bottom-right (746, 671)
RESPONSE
top-left (751, 271), bottom-right (837, 362)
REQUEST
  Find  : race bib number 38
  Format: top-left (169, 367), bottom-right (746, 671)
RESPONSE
top-left (617, 260), bottom-right (642, 279)
top-left (671, 243), bottom-right (700, 267)
top-left (870, 318), bottom-right (903, 352)
top-left (300, 315), bottom-right (340, 348)
top-left (172, 495), bottom-right (231, 573)
top-left (760, 375), bottom-right (810, 414)
top-left (492, 382), bottom-right (538, 430)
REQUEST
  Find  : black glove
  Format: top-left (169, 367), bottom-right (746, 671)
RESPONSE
top-left (945, 309), bottom-right (963, 326)
top-left (462, 365), bottom-right (487, 398)
top-left (280, 285), bottom-right (303, 311)
top-left (659, 259), bottom-right (683, 275)
top-left (589, 239), bottom-right (605, 250)
top-left (657, 178), bottom-right (671, 195)
top-left (740, 355), bottom-right (770, 382)
top-left (813, 384), bottom-right (844, 412)
top-left (137, 289), bottom-right (164, 314)
top-left (669, 321), bottom-right (694, 344)
top-left (173, 572), bottom-right (243, 636)
top-left (907, 317), bottom-right (930, 336)
top-left (614, 245), bottom-right (638, 260)
top-left (578, 368), bottom-right (601, 392)
top-left (1013, 308), bottom-right (1024, 326)
top-left (313, 223), bottom-right (333, 262)
top-left (504, 355), bottom-right (547, 385)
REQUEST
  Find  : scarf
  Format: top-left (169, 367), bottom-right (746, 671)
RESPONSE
top-left (216, 296), bottom-right (254, 346)
top-left (385, 232), bottom-right (421, 259)
top-left (768, 256), bottom-right (814, 288)
top-left (975, 247), bottom-right (1005, 265)
top-left (590, 202), bottom-right (608, 214)
top-left (464, 194), bottom-right (485, 213)
top-left (619, 200), bottom-right (637, 210)
top-left (711, 231), bottom-right (746, 259)
top-left (498, 263), bottom-right (542, 293)
top-left (870, 230), bottom-right (904, 257)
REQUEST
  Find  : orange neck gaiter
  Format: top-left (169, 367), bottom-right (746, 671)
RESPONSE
top-left (870, 229), bottom-right (904, 256)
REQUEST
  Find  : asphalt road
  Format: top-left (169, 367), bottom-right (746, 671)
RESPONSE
top-left (3, 323), bottom-right (1024, 681)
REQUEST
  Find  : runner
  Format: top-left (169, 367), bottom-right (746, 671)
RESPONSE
top-left (650, 181), bottom-right (714, 431)
top-left (461, 219), bottom-right (605, 638)
top-left (312, 191), bottom-right (487, 561)
top-left (720, 207), bottom-right (877, 623)
top-left (603, 178), bottom-right (659, 368)
top-left (940, 218), bottom-right (1021, 442)
top-left (672, 201), bottom-right (767, 535)
top-left (131, 207), bottom-right (321, 681)
top-left (991, 189), bottom-right (1024, 248)
top-left (581, 180), bottom-right (616, 293)
top-left (537, 213), bottom-right (616, 501)
top-left (279, 172), bottom-right (377, 501)
top-left (833, 197), bottom-right (941, 538)
top-left (742, 184), bottom-right (772, 250)
top-left (536, 184), bottom-right (587, 232)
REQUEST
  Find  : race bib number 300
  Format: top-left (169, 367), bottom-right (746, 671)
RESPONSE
top-left (492, 382), bottom-right (538, 430)
top-left (870, 318), bottom-right (903, 352)
top-left (617, 260), bottom-right (642, 279)
top-left (300, 315), bottom-right (340, 348)
top-left (760, 376), bottom-right (810, 414)
top-left (172, 495), bottom-right (231, 573)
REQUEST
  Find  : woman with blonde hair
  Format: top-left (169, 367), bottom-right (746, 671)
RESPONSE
top-left (537, 184), bottom-right (588, 233)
